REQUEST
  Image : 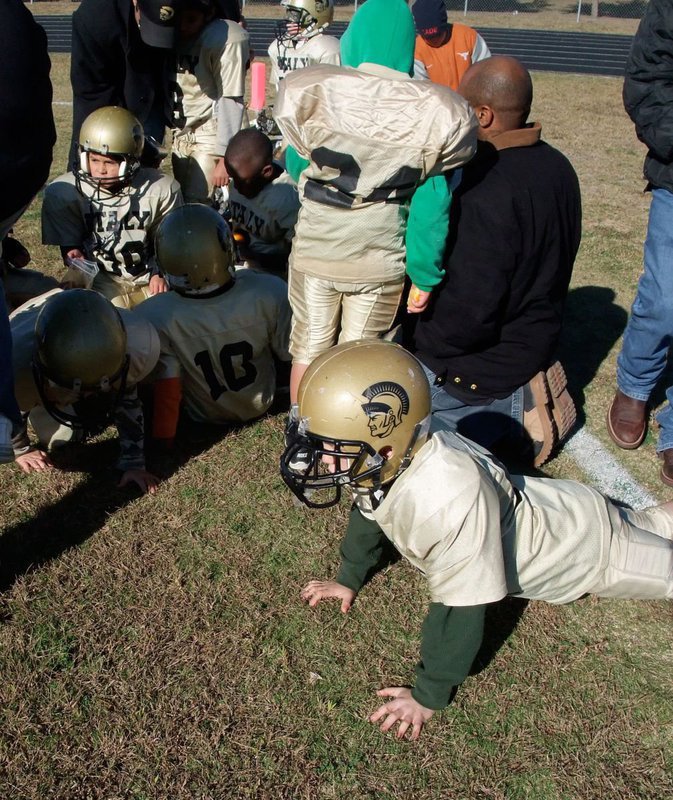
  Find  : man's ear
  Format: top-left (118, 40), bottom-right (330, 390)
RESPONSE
top-left (474, 104), bottom-right (494, 129)
top-left (261, 163), bottom-right (275, 180)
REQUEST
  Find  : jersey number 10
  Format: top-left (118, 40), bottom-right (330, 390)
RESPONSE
top-left (194, 341), bottom-right (257, 400)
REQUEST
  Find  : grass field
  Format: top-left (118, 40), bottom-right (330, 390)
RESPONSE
top-left (1, 51), bottom-right (672, 799)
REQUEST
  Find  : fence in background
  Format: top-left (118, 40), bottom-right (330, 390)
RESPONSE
top-left (238, 0), bottom-right (647, 22)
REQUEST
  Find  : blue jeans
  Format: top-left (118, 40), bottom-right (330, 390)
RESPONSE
top-left (617, 188), bottom-right (673, 450)
top-left (421, 363), bottom-right (524, 451)
top-left (618, 188), bottom-right (673, 399)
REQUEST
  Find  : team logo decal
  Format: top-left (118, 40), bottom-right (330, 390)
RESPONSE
top-left (160, 6), bottom-right (175, 21)
top-left (315, 0), bottom-right (329, 11)
top-left (361, 382), bottom-right (410, 439)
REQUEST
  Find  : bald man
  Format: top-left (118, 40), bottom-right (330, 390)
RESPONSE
top-left (224, 128), bottom-right (299, 275)
top-left (405, 56), bottom-right (582, 467)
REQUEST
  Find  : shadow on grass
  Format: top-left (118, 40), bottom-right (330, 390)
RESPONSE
top-left (559, 285), bottom-right (673, 413)
top-left (557, 285), bottom-right (627, 428)
top-left (471, 596), bottom-right (529, 675)
top-left (0, 417), bottom-right (231, 594)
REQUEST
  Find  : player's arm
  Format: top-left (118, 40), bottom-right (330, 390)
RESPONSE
top-left (405, 174), bottom-right (453, 311)
top-left (472, 33), bottom-right (491, 63)
top-left (369, 603), bottom-right (486, 740)
top-left (12, 417), bottom-right (54, 473)
top-left (413, 602), bottom-right (486, 708)
top-left (335, 505), bottom-right (391, 592)
top-left (212, 27), bottom-right (250, 159)
top-left (152, 376), bottom-right (183, 447)
top-left (41, 181), bottom-right (88, 256)
top-left (114, 385), bottom-right (159, 493)
top-left (301, 505), bottom-right (391, 612)
top-left (284, 146), bottom-right (310, 184)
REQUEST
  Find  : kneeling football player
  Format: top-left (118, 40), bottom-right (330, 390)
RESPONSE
top-left (10, 288), bottom-right (160, 493)
top-left (133, 204), bottom-right (292, 446)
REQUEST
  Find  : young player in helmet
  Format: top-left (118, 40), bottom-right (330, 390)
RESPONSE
top-left (280, 340), bottom-right (673, 741)
top-left (273, 0), bottom-right (477, 405)
top-left (132, 204), bottom-right (291, 445)
top-left (10, 288), bottom-right (161, 493)
top-left (170, 0), bottom-right (250, 204)
top-left (223, 128), bottom-right (299, 276)
top-left (42, 107), bottom-right (183, 310)
top-left (268, 0), bottom-right (340, 91)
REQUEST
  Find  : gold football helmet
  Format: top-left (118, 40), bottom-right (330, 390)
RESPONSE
top-left (280, 340), bottom-right (432, 508)
top-left (278, 0), bottom-right (334, 42)
top-left (32, 290), bottom-right (130, 432)
top-left (155, 204), bottom-right (235, 296)
top-left (77, 106), bottom-right (144, 191)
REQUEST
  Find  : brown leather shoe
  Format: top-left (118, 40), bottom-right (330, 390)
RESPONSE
top-left (606, 390), bottom-right (648, 449)
top-left (523, 362), bottom-right (577, 468)
top-left (661, 449), bottom-right (673, 487)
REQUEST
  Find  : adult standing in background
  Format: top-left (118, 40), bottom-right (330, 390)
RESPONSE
top-left (607, 0), bottom-right (673, 486)
top-left (0, 0), bottom-right (56, 462)
top-left (69, 0), bottom-right (179, 169)
top-left (410, 0), bottom-right (490, 89)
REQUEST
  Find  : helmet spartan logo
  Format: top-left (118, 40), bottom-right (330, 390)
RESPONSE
top-left (315, 0), bottom-right (329, 10)
top-left (159, 6), bottom-right (175, 21)
top-left (361, 382), bottom-right (410, 439)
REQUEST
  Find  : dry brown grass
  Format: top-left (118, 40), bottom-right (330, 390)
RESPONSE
top-left (1, 49), bottom-right (672, 800)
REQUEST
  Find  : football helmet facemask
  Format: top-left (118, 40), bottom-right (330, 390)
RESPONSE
top-left (280, 340), bottom-right (432, 508)
top-left (76, 106), bottom-right (144, 195)
top-left (32, 290), bottom-right (130, 434)
top-left (277, 0), bottom-right (334, 44)
top-left (155, 204), bottom-right (235, 296)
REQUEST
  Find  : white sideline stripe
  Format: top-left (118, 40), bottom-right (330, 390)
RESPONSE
top-left (53, 101), bottom-right (72, 106)
top-left (564, 427), bottom-right (657, 510)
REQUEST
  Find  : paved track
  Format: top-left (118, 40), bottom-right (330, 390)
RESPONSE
top-left (38, 15), bottom-right (632, 77)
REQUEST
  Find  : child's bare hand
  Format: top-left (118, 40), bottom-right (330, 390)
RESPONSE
top-left (407, 285), bottom-right (431, 314)
top-left (301, 580), bottom-right (356, 613)
top-left (149, 275), bottom-right (169, 295)
top-left (65, 248), bottom-right (85, 263)
top-left (118, 469), bottom-right (160, 495)
top-left (212, 158), bottom-right (229, 188)
top-left (369, 687), bottom-right (435, 741)
top-left (15, 450), bottom-right (54, 473)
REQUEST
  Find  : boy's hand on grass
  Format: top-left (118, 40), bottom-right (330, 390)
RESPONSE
top-left (15, 449), bottom-right (54, 473)
top-left (369, 687), bottom-right (435, 741)
top-left (118, 468), bottom-right (160, 495)
top-left (301, 580), bottom-right (356, 613)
